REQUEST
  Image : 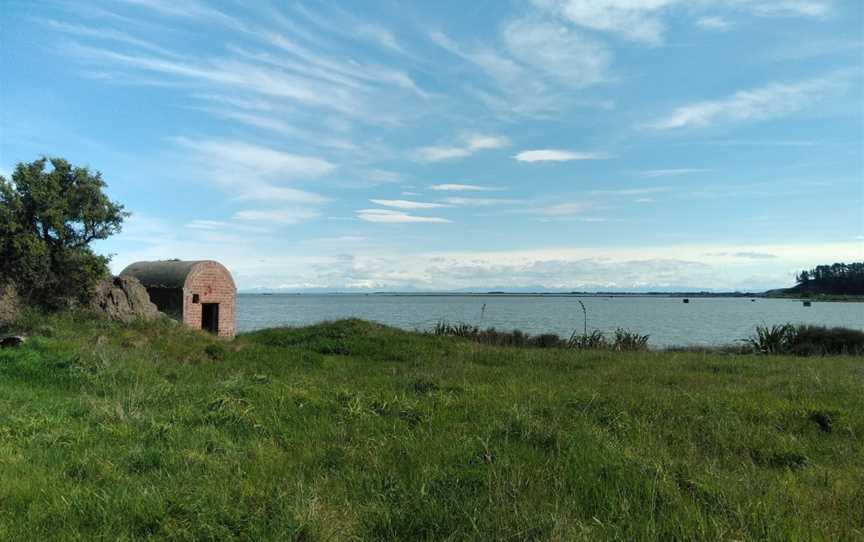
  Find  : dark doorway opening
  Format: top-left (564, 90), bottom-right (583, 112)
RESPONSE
top-left (202, 303), bottom-right (219, 334)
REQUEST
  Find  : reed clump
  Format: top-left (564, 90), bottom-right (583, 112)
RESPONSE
top-left (432, 321), bottom-right (650, 352)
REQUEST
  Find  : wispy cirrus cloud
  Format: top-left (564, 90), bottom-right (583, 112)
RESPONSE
top-left (234, 208), bottom-right (321, 224)
top-left (429, 184), bottom-right (505, 192)
top-left (356, 209), bottom-right (451, 224)
top-left (369, 199), bottom-right (451, 209)
top-left (431, 20), bottom-right (613, 116)
top-left (170, 137), bottom-right (333, 205)
top-left (531, 0), bottom-right (834, 45)
top-left (197, 107), bottom-right (358, 151)
top-left (37, 18), bottom-right (181, 57)
top-left (117, 0), bottom-right (240, 24)
top-left (67, 44), bottom-right (365, 117)
top-left (415, 134), bottom-right (509, 162)
top-left (645, 73), bottom-right (848, 130)
top-left (529, 0), bottom-right (676, 46)
top-left (172, 137), bottom-right (335, 178)
top-left (501, 17), bottom-right (612, 88)
top-left (515, 149), bottom-right (610, 162)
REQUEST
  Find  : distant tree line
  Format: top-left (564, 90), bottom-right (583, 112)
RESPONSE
top-left (793, 262), bottom-right (864, 295)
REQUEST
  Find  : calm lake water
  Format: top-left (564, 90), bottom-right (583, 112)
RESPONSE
top-left (235, 294), bottom-right (864, 347)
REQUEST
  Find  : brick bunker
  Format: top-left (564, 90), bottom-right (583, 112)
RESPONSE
top-left (120, 260), bottom-right (236, 338)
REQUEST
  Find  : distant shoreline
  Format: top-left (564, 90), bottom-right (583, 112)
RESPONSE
top-left (240, 291), bottom-right (760, 298)
top-left (238, 291), bottom-right (864, 301)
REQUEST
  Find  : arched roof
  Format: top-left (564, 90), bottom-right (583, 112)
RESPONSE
top-left (120, 260), bottom-right (231, 289)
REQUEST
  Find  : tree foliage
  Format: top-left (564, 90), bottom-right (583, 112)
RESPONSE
top-left (0, 157), bottom-right (127, 307)
top-left (793, 262), bottom-right (864, 295)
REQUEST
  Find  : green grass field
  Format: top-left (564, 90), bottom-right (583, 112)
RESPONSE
top-left (1, 314), bottom-right (862, 541)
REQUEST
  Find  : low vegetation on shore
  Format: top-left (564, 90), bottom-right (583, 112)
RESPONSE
top-left (1, 312), bottom-right (862, 540)
top-left (433, 320), bottom-right (864, 356)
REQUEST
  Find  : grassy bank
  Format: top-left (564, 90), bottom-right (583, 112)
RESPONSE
top-left (1, 314), bottom-right (862, 541)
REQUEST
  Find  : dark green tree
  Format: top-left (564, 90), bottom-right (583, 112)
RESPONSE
top-left (793, 262), bottom-right (864, 295)
top-left (0, 157), bottom-right (128, 307)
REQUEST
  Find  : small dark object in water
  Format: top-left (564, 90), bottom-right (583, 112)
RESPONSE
top-left (682, 298), bottom-right (690, 304)
top-left (751, 299), bottom-right (756, 302)
top-left (803, 301), bottom-right (812, 307)
top-left (0, 335), bottom-right (26, 348)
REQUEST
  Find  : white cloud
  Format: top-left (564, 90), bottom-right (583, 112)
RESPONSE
top-left (531, 0), bottom-right (833, 45)
top-left (416, 146), bottom-right (472, 162)
top-left (234, 208), bottom-right (321, 224)
top-left (429, 184), bottom-right (504, 191)
top-left (170, 138), bottom-right (332, 204)
top-left (646, 74), bottom-right (844, 130)
top-left (369, 199), bottom-right (451, 209)
top-left (102, 232), bottom-right (863, 292)
top-left (695, 16), bottom-right (732, 30)
top-left (415, 133), bottom-right (509, 162)
top-left (260, 30), bottom-right (425, 97)
top-left (200, 108), bottom-right (358, 151)
top-left (530, 0), bottom-right (676, 45)
top-left (68, 44), bottom-right (366, 117)
top-left (502, 17), bottom-right (612, 87)
top-left (236, 185), bottom-right (328, 204)
top-left (515, 149), bottom-right (609, 162)
top-left (173, 138), bottom-right (335, 177)
top-left (116, 0), bottom-right (242, 28)
top-left (431, 25), bottom-right (612, 116)
top-left (38, 19), bottom-right (182, 57)
top-left (466, 134), bottom-right (510, 150)
top-left (356, 209), bottom-right (451, 224)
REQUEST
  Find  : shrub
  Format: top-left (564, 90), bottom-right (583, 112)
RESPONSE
top-left (746, 324), bottom-right (864, 356)
top-left (789, 325), bottom-right (864, 356)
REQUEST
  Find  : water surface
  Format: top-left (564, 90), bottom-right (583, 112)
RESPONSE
top-left (236, 294), bottom-right (864, 347)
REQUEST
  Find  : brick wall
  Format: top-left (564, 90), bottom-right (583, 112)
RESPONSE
top-left (181, 261), bottom-right (237, 338)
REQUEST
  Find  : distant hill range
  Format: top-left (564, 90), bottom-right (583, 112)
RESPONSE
top-left (768, 262), bottom-right (864, 297)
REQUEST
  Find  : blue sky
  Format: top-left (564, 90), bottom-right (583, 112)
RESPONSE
top-left (2, 0), bottom-right (862, 291)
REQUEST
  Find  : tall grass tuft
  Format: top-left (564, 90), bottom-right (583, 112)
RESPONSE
top-left (611, 328), bottom-right (651, 352)
top-left (567, 329), bottom-right (607, 350)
